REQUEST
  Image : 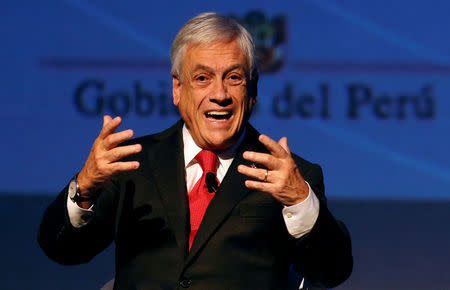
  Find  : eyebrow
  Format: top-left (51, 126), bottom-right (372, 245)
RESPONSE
top-left (191, 64), bottom-right (246, 75)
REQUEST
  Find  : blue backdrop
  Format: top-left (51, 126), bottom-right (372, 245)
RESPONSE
top-left (2, 0), bottom-right (450, 200)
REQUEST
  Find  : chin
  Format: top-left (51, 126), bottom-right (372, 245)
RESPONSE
top-left (205, 135), bottom-right (236, 151)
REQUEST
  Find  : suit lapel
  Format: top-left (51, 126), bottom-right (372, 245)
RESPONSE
top-left (146, 121), bottom-right (189, 253)
top-left (185, 125), bottom-right (262, 266)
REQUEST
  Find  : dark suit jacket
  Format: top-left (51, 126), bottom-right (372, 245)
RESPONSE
top-left (38, 121), bottom-right (352, 290)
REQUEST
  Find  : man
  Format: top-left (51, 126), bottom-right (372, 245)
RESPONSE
top-left (38, 12), bottom-right (352, 289)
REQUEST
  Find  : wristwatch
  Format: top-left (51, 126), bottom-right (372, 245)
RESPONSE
top-left (68, 175), bottom-right (94, 203)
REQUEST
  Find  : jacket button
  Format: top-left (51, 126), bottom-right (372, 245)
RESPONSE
top-left (179, 278), bottom-right (192, 288)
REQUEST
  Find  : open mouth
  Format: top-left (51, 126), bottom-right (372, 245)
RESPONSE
top-left (205, 111), bottom-right (233, 121)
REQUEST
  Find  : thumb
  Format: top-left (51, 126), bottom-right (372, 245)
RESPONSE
top-left (278, 137), bottom-right (291, 154)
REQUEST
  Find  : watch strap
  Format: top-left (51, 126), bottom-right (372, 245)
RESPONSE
top-left (70, 175), bottom-right (96, 203)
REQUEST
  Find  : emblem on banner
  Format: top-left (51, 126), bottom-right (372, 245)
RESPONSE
top-left (233, 11), bottom-right (287, 74)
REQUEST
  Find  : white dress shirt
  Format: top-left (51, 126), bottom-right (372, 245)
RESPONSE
top-left (67, 125), bottom-right (320, 238)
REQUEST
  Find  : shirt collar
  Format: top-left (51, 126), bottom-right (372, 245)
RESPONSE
top-left (182, 124), bottom-right (246, 168)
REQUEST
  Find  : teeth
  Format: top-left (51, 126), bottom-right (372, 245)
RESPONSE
top-left (205, 111), bottom-right (232, 120)
top-left (207, 111), bottom-right (229, 116)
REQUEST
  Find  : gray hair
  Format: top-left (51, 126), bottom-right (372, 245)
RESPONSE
top-left (170, 12), bottom-right (258, 82)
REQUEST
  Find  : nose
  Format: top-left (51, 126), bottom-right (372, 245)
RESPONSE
top-left (210, 80), bottom-right (232, 106)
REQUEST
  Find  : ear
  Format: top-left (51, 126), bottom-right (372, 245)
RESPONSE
top-left (247, 73), bottom-right (258, 103)
top-left (251, 94), bottom-right (257, 105)
top-left (172, 75), bottom-right (181, 106)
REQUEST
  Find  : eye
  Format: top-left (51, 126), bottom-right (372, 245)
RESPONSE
top-left (230, 74), bottom-right (241, 80)
top-left (194, 74), bottom-right (210, 83)
top-left (227, 73), bottom-right (244, 85)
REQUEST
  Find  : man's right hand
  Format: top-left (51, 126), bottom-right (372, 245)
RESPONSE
top-left (77, 115), bottom-right (142, 202)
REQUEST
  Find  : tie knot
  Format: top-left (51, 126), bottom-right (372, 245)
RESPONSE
top-left (195, 150), bottom-right (218, 174)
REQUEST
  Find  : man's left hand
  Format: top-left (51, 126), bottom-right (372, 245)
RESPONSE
top-left (237, 134), bottom-right (309, 206)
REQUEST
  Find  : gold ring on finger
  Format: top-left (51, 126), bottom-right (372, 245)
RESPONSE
top-left (263, 170), bottom-right (269, 182)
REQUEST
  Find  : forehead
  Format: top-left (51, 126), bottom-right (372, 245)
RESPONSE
top-left (182, 39), bottom-right (248, 73)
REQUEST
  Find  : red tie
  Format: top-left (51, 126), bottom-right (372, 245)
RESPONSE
top-left (188, 150), bottom-right (220, 250)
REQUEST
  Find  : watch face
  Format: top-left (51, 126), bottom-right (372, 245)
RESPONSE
top-left (69, 179), bottom-right (77, 199)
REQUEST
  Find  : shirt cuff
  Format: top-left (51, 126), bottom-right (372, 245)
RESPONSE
top-left (66, 192), bottom-right (95, 228)
top-left (282, 181), bottom-right (320, 239)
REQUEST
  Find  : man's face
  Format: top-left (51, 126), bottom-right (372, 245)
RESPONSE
top-left (173, 38), bottom-right (256, 151)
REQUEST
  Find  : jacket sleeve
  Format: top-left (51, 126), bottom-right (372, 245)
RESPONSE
top-left (37, 180), bottom-right (118, 265)
top-left (291, 163), bottom-right (353, 288)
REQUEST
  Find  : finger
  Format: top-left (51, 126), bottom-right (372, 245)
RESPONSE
top-left (244, 179), bottom-right (277, 193)
top-left (103, 129), bottom-right (135, 150)
top-left (278, 137), bottom-right (291, 154)
top-left (105, 144), bottom-right (142, 162)
top-left (242, 151), bottom-right (281, 170)
top-left (99, 116), bottom-right (122, 139)
top-left (258, 134), bottom-right (288, 158)
top-left (238, 165), bottom-right (270, 181)
top-left (103, 115), bottom-right (112, 126)
top-left (109, 161), bottom-right (140, 173)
